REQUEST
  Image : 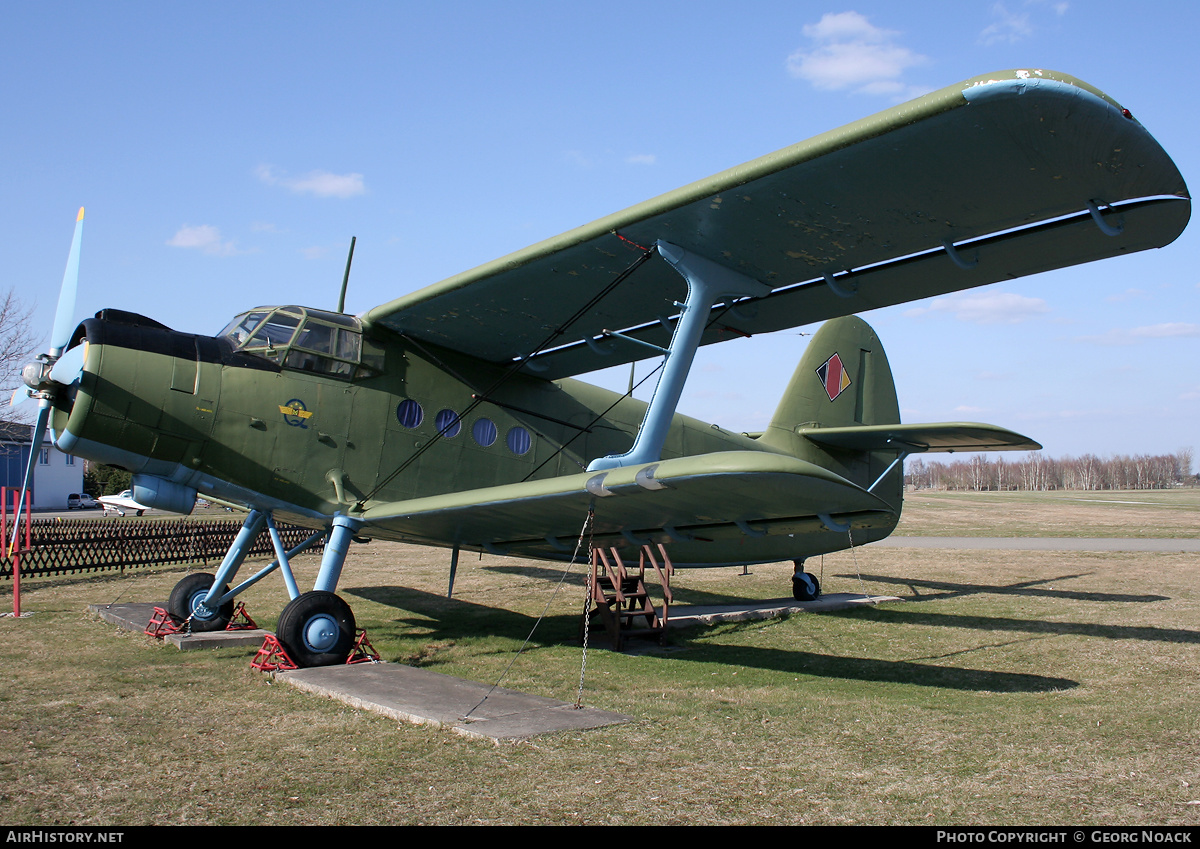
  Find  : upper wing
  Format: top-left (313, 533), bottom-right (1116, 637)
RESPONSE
top-left (364, 70), bottom-right (1189, 379)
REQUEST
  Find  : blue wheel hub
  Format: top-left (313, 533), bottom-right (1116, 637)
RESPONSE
top-left (189, 589), bottom-right (218, 621)
top-left (303, 614), bottom-right (340, 652)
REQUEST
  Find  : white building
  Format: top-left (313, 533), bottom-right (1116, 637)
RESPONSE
top-left (0, 421), bottom-right (84, 510)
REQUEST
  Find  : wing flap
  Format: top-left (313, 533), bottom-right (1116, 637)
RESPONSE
top-left (364, 70), bottom-right (1189, 378)
top-left (800, 423), bottom-right (1041, 453)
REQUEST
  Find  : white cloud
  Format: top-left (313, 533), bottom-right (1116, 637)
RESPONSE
top-left (166, 224), bottom-right (238, 256)
top-left (625, 154), bottom-right (657, 166)
top-left (562, 150), bottom-right (594, 169)
top-left (1132, 323), bottom-right (1200, 339)
top-left (904, 291), bottom-right (1050, 324)
top-left (980, 1), bottom-right (1069, 46)
top-left (1076, 323), bottom-right (1200, 346)
top-left (1104, 287), bottom-right (1149, 303)
top-left (256, 164), bottom-right (365, 198)
top-left (786, 12), bottom-right (928, 97)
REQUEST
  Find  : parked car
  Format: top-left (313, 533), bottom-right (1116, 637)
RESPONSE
top-left (67, 493), bottom-right (99, 509)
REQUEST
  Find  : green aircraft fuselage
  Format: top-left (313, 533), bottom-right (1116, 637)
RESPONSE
top-left (54, 305), bottom-right (908, 566)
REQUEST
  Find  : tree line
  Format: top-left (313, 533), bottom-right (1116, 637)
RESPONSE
top-left (906, 449), bottom-right (1195, 491)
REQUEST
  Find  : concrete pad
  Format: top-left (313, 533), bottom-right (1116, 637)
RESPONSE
top-left (87, 592), bottom-right (888, 743)
top-left (87, 601), bottom-right (270, 650)
top-left (87, 599), bottom-right (630, 741)
top-left (667, 592), bottom-right (901, 627)
top-left (279, 663), bottom-right (633, 742)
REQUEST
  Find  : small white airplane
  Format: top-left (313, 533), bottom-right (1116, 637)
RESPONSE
top-left (98, 489), bottom-right (151, 517)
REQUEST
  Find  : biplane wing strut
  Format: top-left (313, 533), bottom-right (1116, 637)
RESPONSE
top-left (588, 241), bottom-right (770, 472)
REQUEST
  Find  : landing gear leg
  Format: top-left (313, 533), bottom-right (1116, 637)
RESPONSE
top-left (792, 559), bottom-right (821, 601)
top-left (275, 516), bottom-right (363, 668)
top-left (168, 510), bottom-right (265, 629)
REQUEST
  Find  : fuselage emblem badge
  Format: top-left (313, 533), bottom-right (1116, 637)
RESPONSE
top-left (279, 399), bottom-right (314, 428)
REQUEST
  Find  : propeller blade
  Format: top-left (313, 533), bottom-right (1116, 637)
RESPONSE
top-left (9, 405), bottom-right (50, 552)
top-left (49, 207), bottom-right (84, 357)
top-left (49, 342), bottom-right (86, 385)
top-left (9, 387), bottom-right (31, 408)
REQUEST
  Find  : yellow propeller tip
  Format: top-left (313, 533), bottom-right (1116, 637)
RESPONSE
top-left (76, 207), bottom-right (85, 221)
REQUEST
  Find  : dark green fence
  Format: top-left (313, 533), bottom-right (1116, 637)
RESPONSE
top-left (0, 517), bottom-right (325, 579)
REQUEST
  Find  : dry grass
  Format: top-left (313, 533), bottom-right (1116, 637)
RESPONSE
top-left (1, 491), bottom-right (1198, 825)
top-left (895, 489), bottom-right (1200, 538)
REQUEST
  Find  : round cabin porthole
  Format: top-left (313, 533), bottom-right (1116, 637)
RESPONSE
top-left (435, 408), bottom-right (461, 438)
top-left (506, 426), bottom-right (532, 455)
top-left (472, 418), bottom-right (497, 447)
top-left (396, 399), bottom-right (423, 429)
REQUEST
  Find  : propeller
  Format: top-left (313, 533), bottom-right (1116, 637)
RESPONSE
top-left (8, 207), bottom-right (84, 552)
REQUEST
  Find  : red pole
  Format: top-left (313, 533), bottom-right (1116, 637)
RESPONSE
top-left (2, 487), bottom-right (28, 618)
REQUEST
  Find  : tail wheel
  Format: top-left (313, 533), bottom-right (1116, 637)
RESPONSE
top-left (275, 591), bottom-right (356, 668)
top-left (792, 571), bottom-right (821, 602)
top-left (167, 572), bottom-right (233, 631)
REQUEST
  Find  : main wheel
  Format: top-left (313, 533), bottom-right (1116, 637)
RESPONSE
top-left (167, 572), bottom-right (233, 631)
top-left (275, 591), bottom-right (356, 668)
top-left (792, 571), bottom-right (821, 602)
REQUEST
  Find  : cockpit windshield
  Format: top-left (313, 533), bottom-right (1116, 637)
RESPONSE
top-left (219, 306), bottom-right (380, 379)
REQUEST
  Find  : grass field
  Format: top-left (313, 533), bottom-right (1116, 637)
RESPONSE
top-left (1, 490), bottom-right (1198, 825)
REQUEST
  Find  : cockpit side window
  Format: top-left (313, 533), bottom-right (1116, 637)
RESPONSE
top-left (220, 306), bottom-right (376, 380)
top-left (245, 312), bottom-right (301, 357)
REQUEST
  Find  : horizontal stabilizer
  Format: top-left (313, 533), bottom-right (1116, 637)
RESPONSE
top-left (800, 423), bottom-right (1041, 454)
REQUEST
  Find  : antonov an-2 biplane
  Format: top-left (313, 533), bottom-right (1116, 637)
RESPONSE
top-left (12, 70), bottom-right (1189, 666)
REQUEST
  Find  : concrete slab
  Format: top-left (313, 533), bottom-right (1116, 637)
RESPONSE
top-left (279, 663), bottom-right (633, 742)
top-left (666, 592), bottom-right (901, 627)
top-left (87, 592), bottom-right (891, 743)
top-left (87, 601), bottom-right (270, 650)
top-left (88, 600), bottom-right (629, 741)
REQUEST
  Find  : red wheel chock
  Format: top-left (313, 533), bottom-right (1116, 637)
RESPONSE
top-left (250, 635), bottom-right (299, 671)
top-left (145, 602), bottom-right (258, 639)
top-left (346, 629), bottom-right (380, 664)
top-left (145, 607), bottom-right (182, 638)
top-left (226, 602), bottom-right (257, 630)
top-left (250, 629), bottom-right (379, 672)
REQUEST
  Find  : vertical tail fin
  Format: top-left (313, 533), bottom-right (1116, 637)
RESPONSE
top-left (758, 315), bottom-right (903, 511)
top-left (760, 315), bottom-right (900, 448)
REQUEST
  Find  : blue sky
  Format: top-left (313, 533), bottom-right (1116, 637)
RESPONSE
top-left (2, 1), bottom-right (1196, 463)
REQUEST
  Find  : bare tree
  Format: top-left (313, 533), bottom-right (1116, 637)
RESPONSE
top-left (0, 288), bottom-right (37, 407)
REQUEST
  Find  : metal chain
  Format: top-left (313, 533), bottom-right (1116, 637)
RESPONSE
top-left (462, 505), bottom-right (596, 720)
top-left (845, 526), bottom-right (875, 603)
top-left (575, 507), bottom-right (596, 709)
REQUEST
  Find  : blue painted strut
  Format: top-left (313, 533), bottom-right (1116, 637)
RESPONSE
top-left (199, 509), bottom-right (267, 615)
top-left (587, 241), bottom-right (770, 471)
top-left (314, 515), bottom-right (363, 593)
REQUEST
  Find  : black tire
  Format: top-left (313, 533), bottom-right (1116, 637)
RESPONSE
top-left (167, 572), bottom-right (233, 631)
top-left (792, 571), bottom-right (821, 602)
top-left (275, 591), bottom-right (356, 668)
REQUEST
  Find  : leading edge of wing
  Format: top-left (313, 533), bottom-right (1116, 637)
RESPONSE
top-left (363, 69), bottom-right (1190, 376)
top-left (357, 450), bottom-right (893, 554)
